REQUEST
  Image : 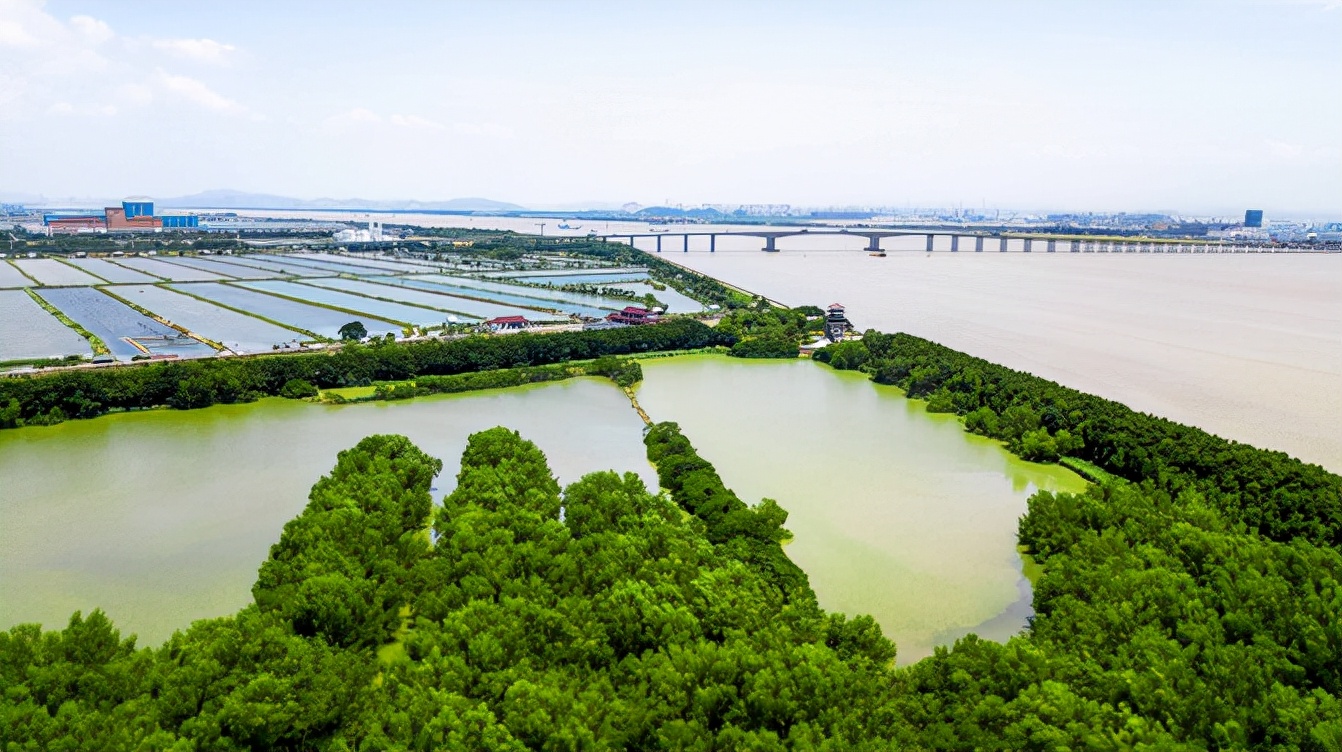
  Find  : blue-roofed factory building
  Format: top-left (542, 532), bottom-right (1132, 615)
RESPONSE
top-left (122, 197), bottom-right (155, 218)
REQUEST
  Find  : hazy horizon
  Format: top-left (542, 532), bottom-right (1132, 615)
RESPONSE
top-left (2, 0), bottom-right (1340, 216)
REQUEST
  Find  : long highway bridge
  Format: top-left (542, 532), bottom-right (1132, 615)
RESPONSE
top-left (588, 229), bottom-right (1323, 254)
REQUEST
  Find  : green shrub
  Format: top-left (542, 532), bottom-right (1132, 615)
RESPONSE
top-left (279, 378), bottom-right (319, 399)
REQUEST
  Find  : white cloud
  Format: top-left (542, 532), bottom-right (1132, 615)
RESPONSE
top-left (156, 69), bottom-right (254, 117)
top-left (452, 121), bottom-right (515, 139)
top-left (117, 82), bottom-right (154, 106)
top-left (0, 1), bottom-right (253, 121)
top-left (329, 108), bottom-right (445, 130)
top-left (69, 15), bottom-right (112, 44)
top-left (344, 107), bottom-right (382, 123)
top-left (0, 18), bottom-right (39, 48)
top-left (1266, 139), bottom-right (1304, 159)
top-left (389, 113), bottom-right (444, 130)
top-left (152, 37), bottom-right (237, 64)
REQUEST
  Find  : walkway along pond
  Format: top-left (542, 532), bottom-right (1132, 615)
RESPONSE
top-left (0, 355), bottom-right (1084, 661)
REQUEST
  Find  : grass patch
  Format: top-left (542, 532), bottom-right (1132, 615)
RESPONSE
top-left (321, 385), bottom-right (379, 400)
top-left (1059, 456), bottom-right (1123, 485)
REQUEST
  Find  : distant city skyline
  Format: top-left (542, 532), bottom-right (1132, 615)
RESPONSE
top-left (2, 0), bottom-right (1339, 215)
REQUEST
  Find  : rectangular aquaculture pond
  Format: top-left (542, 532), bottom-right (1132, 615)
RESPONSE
top-left (380, 276), bottom-right (607, 318)
top-left (65, 258), bottom-right (161, 283)
top-left (113, 285), bottom-right (305, 354)
top-left (292, 253), bottom-right (437, 274)
top-left (0, 290), bottom-right (92, 362)
top-left (35, 287), bottom-right (216, 361)
top-left (238, 280), bottom-right (450, 327)
top-left (245, 255), bottom-right (386, 276)
top-left (414, 274), bottom-right (626, 315)
top-left (169, 282), bottom-right (403, 340)
top-left (0, 262), bottom-right (34, 288)
top-left (307, 277), bottom-right (560, 321)
top-left (216, 256), bottom-right (331, 277)
top-left (12, 259), bottom-right (103, 286)
top-left (114, 257), bottom-right (233, 282)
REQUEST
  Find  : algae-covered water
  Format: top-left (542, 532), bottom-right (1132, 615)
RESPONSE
top-left (635, 356), bottom-right (1087, 662)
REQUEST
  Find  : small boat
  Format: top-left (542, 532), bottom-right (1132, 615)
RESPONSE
top-left (557, 222), bottom-right (582, 230)
top-left (649, 226), bottom-right (670, 233)
top-left (869, 251), bottom-right (887, 257)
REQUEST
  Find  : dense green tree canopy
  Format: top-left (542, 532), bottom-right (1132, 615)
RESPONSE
top-left (338, 321), bottom-right (369, 342)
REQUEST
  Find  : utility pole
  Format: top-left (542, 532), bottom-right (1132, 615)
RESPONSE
top-left (534, 223), bottom-right (546, 237)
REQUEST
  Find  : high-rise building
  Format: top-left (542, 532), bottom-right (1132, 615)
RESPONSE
top-left (1244, 209), bottom-right (1264, 228)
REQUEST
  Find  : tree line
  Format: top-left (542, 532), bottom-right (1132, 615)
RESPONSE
top-left (0, 319), bottom-right (729, 429)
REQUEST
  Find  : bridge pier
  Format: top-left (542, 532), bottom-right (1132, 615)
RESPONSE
top-left (975, 236), bottom-right (984, 252)
top-left (951, 235), bottom-right (960, 252)
top-left (656, 235), bottom-right (662, 253)
top-left (710, 235), bottom-right (716, 253)
top-left (763, 236), bottom-right (778, 252)
top-left (1046, 239), bottom-right (1056, 252)
top-left (1072, 239), bottom-right (1084, 252)
top-left (925, 234), bottom-right (935, 252)
top-left (683, 234), bottom-right (689, 252)
top-left (1023, 238), bottom-right (1033, 252)
top-left (866, 236), bottom-right (882, 252)
top-left (1000, 237), bottom-right (1008, 252)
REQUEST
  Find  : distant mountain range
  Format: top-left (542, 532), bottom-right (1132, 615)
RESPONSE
top-left (157, 190), bottom-right (528, 212)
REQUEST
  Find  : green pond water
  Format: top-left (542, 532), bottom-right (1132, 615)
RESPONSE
top-left (0, 356), bottom-right (1085, 662)
top-left (0, 379), bottom-right (655, 644)
top-left (634, 356), bottom-right (1088, 662)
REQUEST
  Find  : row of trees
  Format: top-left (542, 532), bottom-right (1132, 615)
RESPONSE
top-left (644, 422), bottom-right (811, 596)
top-left (360, 357), bottom-right (644, 403)
top-left (0, 319), bottom-right (730, 428)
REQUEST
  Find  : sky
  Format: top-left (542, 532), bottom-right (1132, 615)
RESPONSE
top-left (1, 0), bottom-right (1339, 216)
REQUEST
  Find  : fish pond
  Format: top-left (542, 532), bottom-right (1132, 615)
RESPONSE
top-left (240, 280), bottom-right (468, 326)
top-left (114, 257), bottom-right (231, 282)
top-left (0, 290), bottom-right (91, 362)
top-left (171, 282), bottom-right (402, 339)
top-left (35, 287), bottom-right (216, 360)
top-left (162, 256), bottom-right (274, 279)
top-left (361, 276), bottom-right (594, 318)
top-left (12, 259), bottom-right (102, 286)
top-left (64, 258), bottom-right (160, 284)
top-left (0, 262), bottom-right (32, 288)
top-left (113, 285), bottom-right (304, 353)
top-left (216, 256), bottom-right (329, 277)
